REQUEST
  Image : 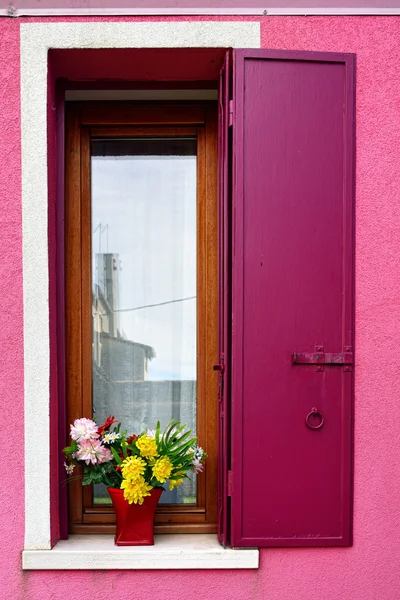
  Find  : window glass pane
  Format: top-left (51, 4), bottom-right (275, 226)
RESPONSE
top-left (91, 138), bottom-right (197, 505)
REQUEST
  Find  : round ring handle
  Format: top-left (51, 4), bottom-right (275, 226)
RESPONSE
top-left (305, 407), bottom-right (324, 430)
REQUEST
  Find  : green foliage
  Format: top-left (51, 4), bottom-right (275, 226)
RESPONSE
top-left (62, 439), bottom-right (78, 456)
top-left (82, 462), bottom-right (121, 487)
top-left (63, 417), bottom-right (206, 497)
top-left (111, 446), bottom-right (122, 465)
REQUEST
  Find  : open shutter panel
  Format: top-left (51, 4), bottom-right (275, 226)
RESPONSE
top-left (230, 49), bottom-right (355, 547)
top-left (217, 50), bottom-right (231, 547)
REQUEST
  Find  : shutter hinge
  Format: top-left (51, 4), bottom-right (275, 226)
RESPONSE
top-left (227, 470), bottom-right (233, 497)
top-left (228, 100), bottom-right (234, 127)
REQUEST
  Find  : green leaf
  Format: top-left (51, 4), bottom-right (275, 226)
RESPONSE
top-left (164, 420), bottom-right (179, 446)
top-left (121, 440), bottom-right (128, 458)
top-left (102, 461), bottom-right (116, 472)
top-left (168, 439), bottom-right (196, 459)
top-left (169, 473), bottom-right (187, 481)
top-left (166, 430), bottom-right (192, 452)
top-left (91, 471), bottom-right (105, 485)
top-left (82, 468), bottom-right (93, 486)
top-left (150, 477), bottom-right (163, 487)
top-left (170, 423), bottom-right (186, 438)
top-left (155, 421), bottom-right (161, 447)
top-left (111, 446), bottom-right (123, 465)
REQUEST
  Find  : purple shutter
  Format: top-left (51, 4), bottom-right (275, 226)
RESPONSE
top-left (217, 50), bottom-right (231, 547)
top-left (230, 49), bottom-right (355, 547)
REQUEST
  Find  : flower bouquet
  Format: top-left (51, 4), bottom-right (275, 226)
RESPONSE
top-left (63, 415), bottom-right (206, 545)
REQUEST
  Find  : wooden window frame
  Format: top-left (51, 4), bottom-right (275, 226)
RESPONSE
top-left (65, 102), bottom-right (218, 534)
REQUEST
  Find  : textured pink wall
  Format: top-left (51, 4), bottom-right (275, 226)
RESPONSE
top-left (2, 14), bottom-right (400, 600)
top-left (0, 17), bottom-right (26, 600)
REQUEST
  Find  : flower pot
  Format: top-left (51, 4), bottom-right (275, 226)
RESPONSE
top-left (107, 487), bottom-right (163, 546)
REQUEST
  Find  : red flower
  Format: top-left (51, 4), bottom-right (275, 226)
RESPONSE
top-left (98, 415), bottom-right (118, 436)
top-left (126, 434), bottom-right (138, 445)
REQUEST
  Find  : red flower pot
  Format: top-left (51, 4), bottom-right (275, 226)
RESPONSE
top-left (107, 487), bottom-right (163, 546)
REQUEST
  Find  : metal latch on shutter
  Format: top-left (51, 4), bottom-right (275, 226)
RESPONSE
top-left (292, 346), bottom-right (353, 372)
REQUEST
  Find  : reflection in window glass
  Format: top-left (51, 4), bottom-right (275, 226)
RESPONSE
top-left (91, 138), bottom-right (197, 505)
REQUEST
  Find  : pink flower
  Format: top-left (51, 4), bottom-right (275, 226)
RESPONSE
top-left (192, 459), bottom-right (204, 474)
top-left (96, 444), bottom-right (113, 464)
top-left (76, 440), bottom-right (112, 465)
top-left (70, 418), bottom-right (99, 442)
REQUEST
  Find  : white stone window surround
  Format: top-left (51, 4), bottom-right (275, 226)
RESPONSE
top-left (23, 535), bottom-right (259, 570)
top-left (20, 21), bottom-right (260, 569)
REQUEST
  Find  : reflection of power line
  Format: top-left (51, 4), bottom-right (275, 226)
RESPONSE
top-left (93, 296), bottom-right (196, 316)
top-left (116, 296), bottom-right (196, 313)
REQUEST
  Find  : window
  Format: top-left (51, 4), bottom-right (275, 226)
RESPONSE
top-left (60, 48), bottom-right (355, 549)
top-left (65, 103), bottom-right (218, 533)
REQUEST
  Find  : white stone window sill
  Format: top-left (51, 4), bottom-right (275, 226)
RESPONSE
top-left (23, 534), bottom-right (259, 570)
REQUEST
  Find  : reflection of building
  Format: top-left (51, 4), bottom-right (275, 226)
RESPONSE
top-left (92, 253), bottom-right (197, 504)
top-left (96, 334), bottom-right (155, 382)
top-left (95, 253), bottom-right (121, 337)
top-left (92, 253), bottom-right (155, 380)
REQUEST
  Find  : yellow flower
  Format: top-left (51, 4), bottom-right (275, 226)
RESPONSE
top-left (121, 455), bottom-right (146, 482)
top-left (152, 456), bottom-right (173, 483)
top-left (168, 468), bottom-right (185, 490)
top-left (169, 478), bottom-right (184, 491)
top-left (136, 435), bottom-right (158, 459)
top-left (122, 477), bottom-right (153, 505)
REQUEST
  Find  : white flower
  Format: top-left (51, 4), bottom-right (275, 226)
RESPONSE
top-left (188, 445), bottom-right (205, 460)
top-left (188, 446), bottom-right (205, 474)
top-left (70, 418), bottom-right (99, 442)
top-left (146, 429), bottom-right (156, 438)
top-left (64, 462), bottom-right (75, 475)
top-left (103, 432), bottom-right (121, 444)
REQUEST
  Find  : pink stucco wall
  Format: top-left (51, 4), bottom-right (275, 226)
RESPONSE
top-left (2, 14), bottom-right (400, 600)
